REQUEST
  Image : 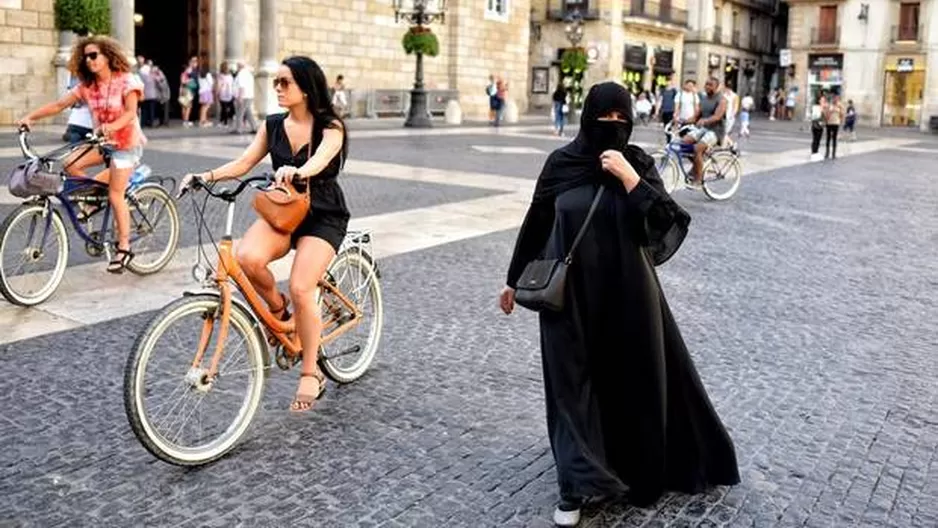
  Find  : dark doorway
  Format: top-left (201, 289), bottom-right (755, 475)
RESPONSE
top-left (135, 0), bottom-right (213, 120)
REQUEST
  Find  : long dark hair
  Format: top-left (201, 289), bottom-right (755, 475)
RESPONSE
top-left (282, 56), bottom-right (348, 167)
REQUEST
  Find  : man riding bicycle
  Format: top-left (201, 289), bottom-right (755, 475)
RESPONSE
top-left (679, 77), bottom-right (727, 187)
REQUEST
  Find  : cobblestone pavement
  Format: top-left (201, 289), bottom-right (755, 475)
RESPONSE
top-left (1, 127), bottom-right (938, 527)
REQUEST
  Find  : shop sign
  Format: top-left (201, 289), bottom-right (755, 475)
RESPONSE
top-left (897, 58), bottom-right (914, 73)
top-left (708, 53), bottom-right (722, 68)
top-left (653, 48), bottom-right (674, 73)
top-left (808, 53), bottom-right (843, 70)
top-left (624, 45), bottom-right (647, 69)
top-left (779, 48), bottom-right (792, 67)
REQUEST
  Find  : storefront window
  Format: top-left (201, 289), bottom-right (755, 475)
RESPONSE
top-left (883, 70), bottom-right (925, 126)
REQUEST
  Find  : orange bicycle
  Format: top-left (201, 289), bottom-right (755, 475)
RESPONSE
top-left (123, 175), bottom-right (383, 466)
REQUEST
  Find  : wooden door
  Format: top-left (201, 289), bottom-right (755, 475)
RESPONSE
top-left (818, 6), bottom-right (837, 44)
top-left (898, 3), bottom-right (920, 41)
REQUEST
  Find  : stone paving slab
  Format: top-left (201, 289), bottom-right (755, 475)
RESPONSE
top-left (2, 146), bottom-right (938, 526)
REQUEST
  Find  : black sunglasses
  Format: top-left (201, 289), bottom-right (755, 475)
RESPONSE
top-left (84, 51), bottom-right (100, 61)
top-left (272, 77), bottom-right (292, 89)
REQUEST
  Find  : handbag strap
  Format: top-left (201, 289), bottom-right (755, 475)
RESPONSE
top-left (563, 185), bottom-right (605, 265)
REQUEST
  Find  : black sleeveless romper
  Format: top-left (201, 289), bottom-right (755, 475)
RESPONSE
top-left (264, 113), bottom-right (350, 252)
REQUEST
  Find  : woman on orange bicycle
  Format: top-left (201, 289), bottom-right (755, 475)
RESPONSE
top-left (179, 56), bottom-right (349, 413)
top-left (15, 35), bottom-right (146, 273)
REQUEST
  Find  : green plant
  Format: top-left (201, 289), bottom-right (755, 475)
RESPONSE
top-left (402, 26), bottom-right (440, 57)
top-left (560, 48), bottom-right (588, 74)
top-left (54, 0), bottom-right (111, 36)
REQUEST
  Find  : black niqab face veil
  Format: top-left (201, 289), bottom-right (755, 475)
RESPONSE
top-left (533, 82), bottom-right (649, 201)
top-left (577, 82), bottom-right (635, 154)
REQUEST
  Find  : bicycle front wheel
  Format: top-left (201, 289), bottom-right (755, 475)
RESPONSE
top-left (652, 150), bottom-right (680, 194)
top-left (124, 294), bottom-right (267, 466)
top-left (126, 184), bottom-right (180, 275)
top-left (318, 249), bottom-right (384, 384)
top-left (0, 203), bottom-right (69, 306)
top-left (702, 151), bottom-right (742, 201)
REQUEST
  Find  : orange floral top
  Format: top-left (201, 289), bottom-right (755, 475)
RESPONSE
top-left (70, 72), bottom-right (146, 150)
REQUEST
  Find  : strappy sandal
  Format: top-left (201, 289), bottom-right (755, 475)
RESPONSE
top-left (290, 370), bottom-right (326, 413)
top-left (267, 292), bottom-right (291, 346)
top-left (107, 248), bottom-right (134, 274)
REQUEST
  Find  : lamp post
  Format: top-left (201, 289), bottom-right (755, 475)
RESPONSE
top-left (393, 0), bottom-right (446, 128)
top-left (564, 8), bottom-right (584, 47)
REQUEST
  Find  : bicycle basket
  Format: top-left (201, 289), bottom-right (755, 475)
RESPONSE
top-left (8, 158), bottom-right (62, 198)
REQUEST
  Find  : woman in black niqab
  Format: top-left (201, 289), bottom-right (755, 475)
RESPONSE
top-left (500, 82), bottom-right (739, 523)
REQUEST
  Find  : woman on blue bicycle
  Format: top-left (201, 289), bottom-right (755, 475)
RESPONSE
top-left (15, 35), bottom-right (145, 273)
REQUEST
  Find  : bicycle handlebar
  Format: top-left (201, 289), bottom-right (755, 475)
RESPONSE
top-left (185, 173), bottom-right (273, 201)
top-left (18, 126), bottom-right (107, 161)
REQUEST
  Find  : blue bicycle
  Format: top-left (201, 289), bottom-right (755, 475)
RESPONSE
top-left (653, 122), bottom-right (742, 201)
top-left (0, 130), bottom-right (180, 306)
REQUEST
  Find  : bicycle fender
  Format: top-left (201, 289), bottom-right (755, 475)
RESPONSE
top-left (181, 289), bottom-right (272, 375)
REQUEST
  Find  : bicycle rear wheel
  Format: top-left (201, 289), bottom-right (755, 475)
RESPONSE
top-left (125, 184), bottom-right (180, 275)
top-left (124, 294), bottom-right (267, 466)
top-left (702, 151), bottom-right (742, 201)
top-left (0, 203), bottom-right (69, 306)
top-left (318, 249), bottom-right (383, 384)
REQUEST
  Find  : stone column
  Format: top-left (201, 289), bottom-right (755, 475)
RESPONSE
top-left (110, 0), bottom-right (135, 55)
top-left (255, 0), bottom-right (280, 117)
top-left (225, 0), bottom-right (246, 66)
top-left (54, 31), bottom-right (76, 124)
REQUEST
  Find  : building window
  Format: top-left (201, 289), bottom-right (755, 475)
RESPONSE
top-left (486, 0), bottom-right (509, 20)
top-left (898, 2), bottom-right (920, 41)
top-left (818, 5), bottom-right (838, 44)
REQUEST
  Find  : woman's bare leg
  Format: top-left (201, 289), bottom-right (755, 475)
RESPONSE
top-left (288, 236), bottom-right (336, 411)
top-left (235, 219), bottom-right (292, 310)
top-left (62, 147), bottom-right (104, 177)
top-left (107, 166), bottom-right (133, 252)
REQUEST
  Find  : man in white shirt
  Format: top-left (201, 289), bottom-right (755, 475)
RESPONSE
top-left (234, 61), bottom-right (258, 135)
top-left (63, 75), bottom-right (93, 143)
top-left (673, 79), bottom-right (700, 125)
top-left (739, 92), bottom-right (754, 137)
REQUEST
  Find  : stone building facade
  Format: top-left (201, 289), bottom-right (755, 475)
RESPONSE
top-left (0, 0), bottom-right (57, 125)
top-left (784, 0), bottom-right (938, 130)
top-left (683, 0), bottom-right (783, 104)
top-left (0, 0), bottom-right (534, 125)
top-left (528, 0), bottom-right (687, 111)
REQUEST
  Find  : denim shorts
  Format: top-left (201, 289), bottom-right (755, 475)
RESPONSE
top-left (109, 145), bottom-right (143, 170)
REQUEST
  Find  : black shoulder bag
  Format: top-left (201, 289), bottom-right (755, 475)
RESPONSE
top-left (514, 186), bottom-right (605, 313)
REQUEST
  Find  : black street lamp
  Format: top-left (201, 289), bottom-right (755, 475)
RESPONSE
top-left (564, 9), bottom-right (584, 47)
top-left (393, 0), bottom-right (447, 128)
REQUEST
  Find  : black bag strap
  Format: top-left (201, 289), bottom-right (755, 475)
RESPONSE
top-left (563, 185), bottom-right (605, 265)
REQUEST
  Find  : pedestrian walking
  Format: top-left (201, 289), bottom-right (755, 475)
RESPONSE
top-left (197, 64), bottom-right (215, 127)
top-left (843, 99), bottom-right (857, 141)
top-left (739, 92), bottom-right (754, 138)
top-left (551, 84), bottom-right (568, 136)
top-left (140, 64), bottom-right (158, 128)
top-left (499, 81), bottom-right (740, 527)
top-left (217, 62), bottom-right (236, 127)
top-left (179, 56), bottom-right (199, 127)
top-left (809, 95), bottom-right (824, 161)
top-left (824, 94), bottom-right (844, 159)
top-left (657, 77), bottom-right (678, 127)
top-left (151, 64), bottom-right (170, 126)
top-left (233, 61), bottom-right (258, 134)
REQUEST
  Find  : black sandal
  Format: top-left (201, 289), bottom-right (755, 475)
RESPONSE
top-left (290, 370), bottom-right (326, 413)
top-left (267, 292), bottom-right (291, 346)
top-left (107, 248), bottom-right (134, 274)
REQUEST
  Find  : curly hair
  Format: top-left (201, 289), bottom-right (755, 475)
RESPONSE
top-left (68, 35), bottom-right (133, 86)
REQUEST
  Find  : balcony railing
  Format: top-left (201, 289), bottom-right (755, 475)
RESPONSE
top-left (810, 26), bottom-right (840, 46)
top-left (624, 0), bottom-right (688, 26)
top-left (712, 25), bottom-right (723, 44)
top-left (891, 24), bottom-right (923, 43)
top-left (732, 29), bottom-right (741, 47)
top-left (546, 1), bottom-right (600, 21)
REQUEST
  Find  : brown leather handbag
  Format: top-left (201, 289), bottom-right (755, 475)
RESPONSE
top-left (252, 127), bottom-right (312, 233)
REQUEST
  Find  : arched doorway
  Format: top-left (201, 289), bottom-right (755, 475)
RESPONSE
top-left (135, 0), bottom-right (214, 120)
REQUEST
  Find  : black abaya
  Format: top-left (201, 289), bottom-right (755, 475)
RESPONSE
top-left (506, 82), bottom-right (739, 506)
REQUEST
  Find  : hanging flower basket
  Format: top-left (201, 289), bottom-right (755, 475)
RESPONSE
top-left (560, 48), bottom-right (588, 75)
top-left (402, 26), bottom-right (440, 57)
